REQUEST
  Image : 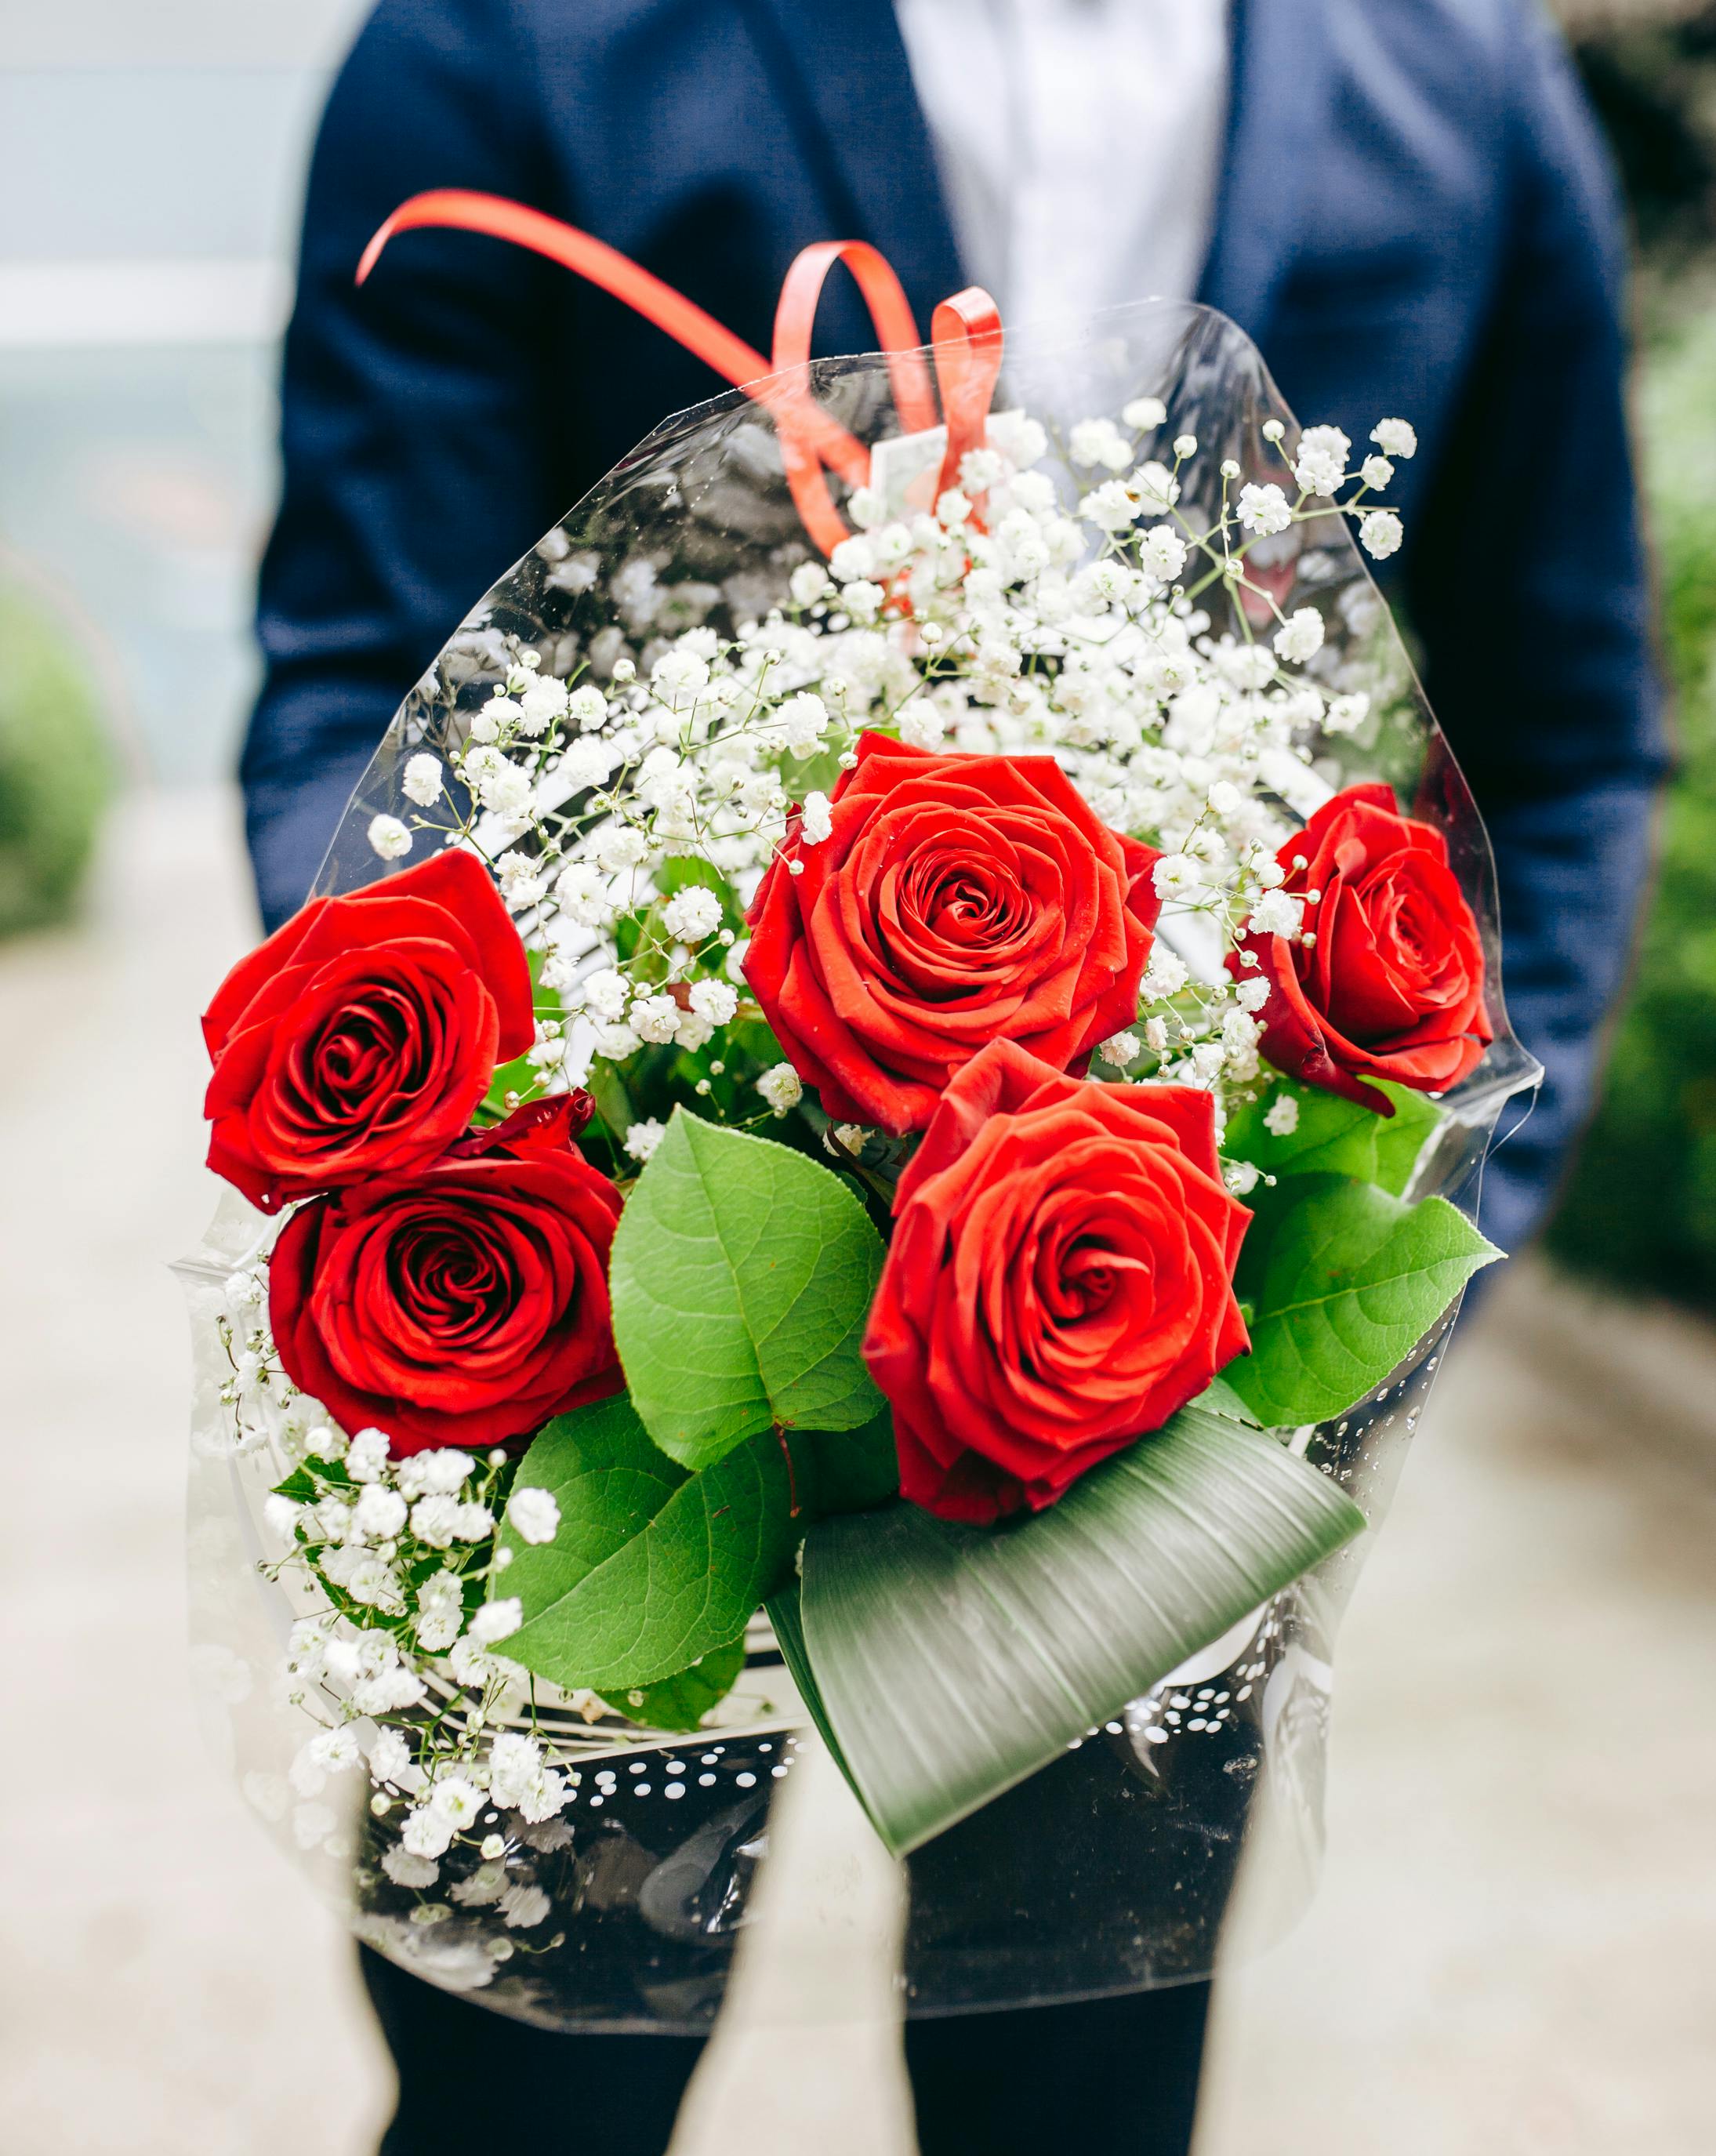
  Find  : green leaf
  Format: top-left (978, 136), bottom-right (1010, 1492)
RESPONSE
top-left (764, 1581), bottom-right (871, 1815)
top-left (481, 946), bottom-right (557, 1120)
top-left (597, 1635), bottom-right (748, 1733)
top-left (586, 1057), bottom-right (634, 1142)
top-left (1224, 1076), bottom-right (1442, 1196)
top-left (1226, 1174), bottom-right (1499, 1427)
top-left (780, 744), bottom-right (850, 797)
top-left (796, 1404), bottom-right (900, 1516)
top-left (609, 1109), bottom-right (886, 1467)
top-left (795, 1405), bottom-right (1366, 1856)
top-left (501, 1395), bottom-right (800, 1691)
top-left (1190, 1374), bottom-right (1263, 1427)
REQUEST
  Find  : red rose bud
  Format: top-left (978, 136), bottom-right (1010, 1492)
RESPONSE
top-left (202, 851), bottom-right (535, 1210)
top-left (269, 1104), bottom-right (623, 1456)
top-left (1232, 783), bottom-right (1491, 1113)
top-left (862, 1040), bottom-right (1251, 1524)
top-left (743, 732), bottom-right (1162, 1134)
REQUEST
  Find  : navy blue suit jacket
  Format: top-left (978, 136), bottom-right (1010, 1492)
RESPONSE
top-left (244, 0), bottom-right (1667, 1249)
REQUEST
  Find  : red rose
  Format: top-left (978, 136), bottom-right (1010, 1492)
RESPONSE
top-left (862, 1040), bottom-right (1250, 1523)
top-left (202, 850), bottom-right (534, 1211)
top-left (269, 1098), bottom-right (622, 1455)
top-left (1232, 783), bottom-right (1491, 1112)
top-left (744, 732), bottom-right (1161, 1134)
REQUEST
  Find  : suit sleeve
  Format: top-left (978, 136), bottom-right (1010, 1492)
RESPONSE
top-left (1403, 1), bottom-right (1671, 1253)
top-left (241, 0), bottom-right (575, 931)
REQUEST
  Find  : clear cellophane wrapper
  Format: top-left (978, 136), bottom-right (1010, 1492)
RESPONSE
top-left (183, 297), bottom-right (1537, 2028)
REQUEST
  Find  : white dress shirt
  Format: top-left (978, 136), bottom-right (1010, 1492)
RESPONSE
top-left (893, 0), bottom-right (1232, 328)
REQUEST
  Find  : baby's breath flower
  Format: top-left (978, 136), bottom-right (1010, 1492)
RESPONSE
top-left (662, 886), bottom-right (721, 942)
top-left (1235, 483), bottom-right (1291, 536)
top-left (757, 1063), bottom-right (803, 1116)
top-left (622, 1117), bottom-right (666, 1164)
top-left (401, 754), bottom-right (443, 807)
top-left (508, 1488), bottom-right (561, 1546)
top-left (789, 561), bottom-right (831, 607)
top-left (1273, 608), bottom-right (1325, 666)
top-left (1324, 691), bottom-right (1372, 735)
top-left (367, 815), bottom-right (412, 861)
top-left (1070, 417), bottom-right (1132, 470)
top-left (1263, 1092), bottom-right (1301, 1137)
top-left (1370, 417), bottom-right (1417, 459)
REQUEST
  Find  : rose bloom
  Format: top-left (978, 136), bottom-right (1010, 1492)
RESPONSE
top-left (1232, 782), bottom-right (1491, 1111)
top-left (202, 850), bottom-right (534, 1210)
top-left (863, 1041), bottom-right (1251, 1523)
top-left (269, 1097), bottom-right (622, 1455)
top-left (744, 732), bottom-right (1161, 1133)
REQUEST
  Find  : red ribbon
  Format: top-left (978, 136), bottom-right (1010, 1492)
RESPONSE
top-left (357, 190), bottom-right (1004, 557)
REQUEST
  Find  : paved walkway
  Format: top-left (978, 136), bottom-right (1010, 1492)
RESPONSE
top-left (4, 791), bottom-right (1714, 2153)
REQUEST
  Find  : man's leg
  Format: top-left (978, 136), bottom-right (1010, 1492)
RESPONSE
top-left (905, 1981), bottom-right (1212, 2156)
top-left (358, 1947), bottom-right (706, 2156)
top-left (360, 1947), bottom-right (1208, 2155)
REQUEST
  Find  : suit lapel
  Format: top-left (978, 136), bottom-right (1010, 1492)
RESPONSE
top-left (1199, 0), bottom-right (1335, 339)
top-left (737, 0), bottom-right (967, 339)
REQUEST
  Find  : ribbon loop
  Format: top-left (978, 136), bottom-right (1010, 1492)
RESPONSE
top-left (930, 288), bottom-right (1007, 509)
top-left (358, 192), bottom-right (1006, 560)
top-left (768, 239), bottom-right (939, 555)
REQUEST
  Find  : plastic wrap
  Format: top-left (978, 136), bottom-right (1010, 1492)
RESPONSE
top-left (184, 292), bottom-right (1538, 2028)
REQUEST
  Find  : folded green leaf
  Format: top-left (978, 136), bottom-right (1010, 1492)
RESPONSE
top-left (609, 1109), bottom-right (886, 1467)
top-left (764, 1581), bottom-right (869, 1815)
top-left (597, 1634), bottom-right (748, 1733)
top-left (1226, 1174), bottom-right (1498, 1426)
top-left (501, 1395), bottom-right (800, 1692)
top-left (1224, 1076), bottom-right (1442, 1196)
top-left (795, 1405), bottom-right (1366, 1856)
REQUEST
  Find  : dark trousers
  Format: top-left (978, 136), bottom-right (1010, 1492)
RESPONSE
top-left (361, 1946), bottom-right (1210, 2155)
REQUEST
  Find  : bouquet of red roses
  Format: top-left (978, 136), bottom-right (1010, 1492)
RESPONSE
top-left (181, 200), bottom-right (1535, 2019)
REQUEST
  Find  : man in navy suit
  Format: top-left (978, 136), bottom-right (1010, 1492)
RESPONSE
top-left (245, 3), bottom-right (1664, 2148)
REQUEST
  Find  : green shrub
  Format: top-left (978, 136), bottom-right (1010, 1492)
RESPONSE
top-left (1547, 314), bottom-right (1716, 1304)
top-left (0, 586), bottom-right (111, 937)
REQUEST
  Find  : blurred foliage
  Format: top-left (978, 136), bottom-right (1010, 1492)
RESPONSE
top-left (1570, 7), bottom-right (1716, 269)
top-left (1547, 9), bottom-right (1716, 1298)
top-left (0, 586), bottom-right (111, 938)
top-left (1547, 319), bottom-right (1716, 1298)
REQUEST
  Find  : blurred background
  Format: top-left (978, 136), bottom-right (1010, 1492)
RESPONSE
top-left (5, 1), bottom-right (1716, 2149)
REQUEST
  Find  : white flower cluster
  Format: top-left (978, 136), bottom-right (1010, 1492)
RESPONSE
top-left (207, 1261), bottom-right (582, 1913)
top-left (366, 396), bottom-right (1411, 1154)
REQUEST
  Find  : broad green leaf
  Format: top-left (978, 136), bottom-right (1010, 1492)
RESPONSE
top-left (609, 1109), bottom-right (886, 1467)
top-left (1226, 1174), bottom-right (1499, 1427)
top-left (501, 1395), bottom-right (800, 1691)
top-left (598, 1635), bottom-right (747, 1733)
top-left (1224, 1076), bottom-right (1442, 1196)
top-left (793, 1405), bottom-right (1366, 1856)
